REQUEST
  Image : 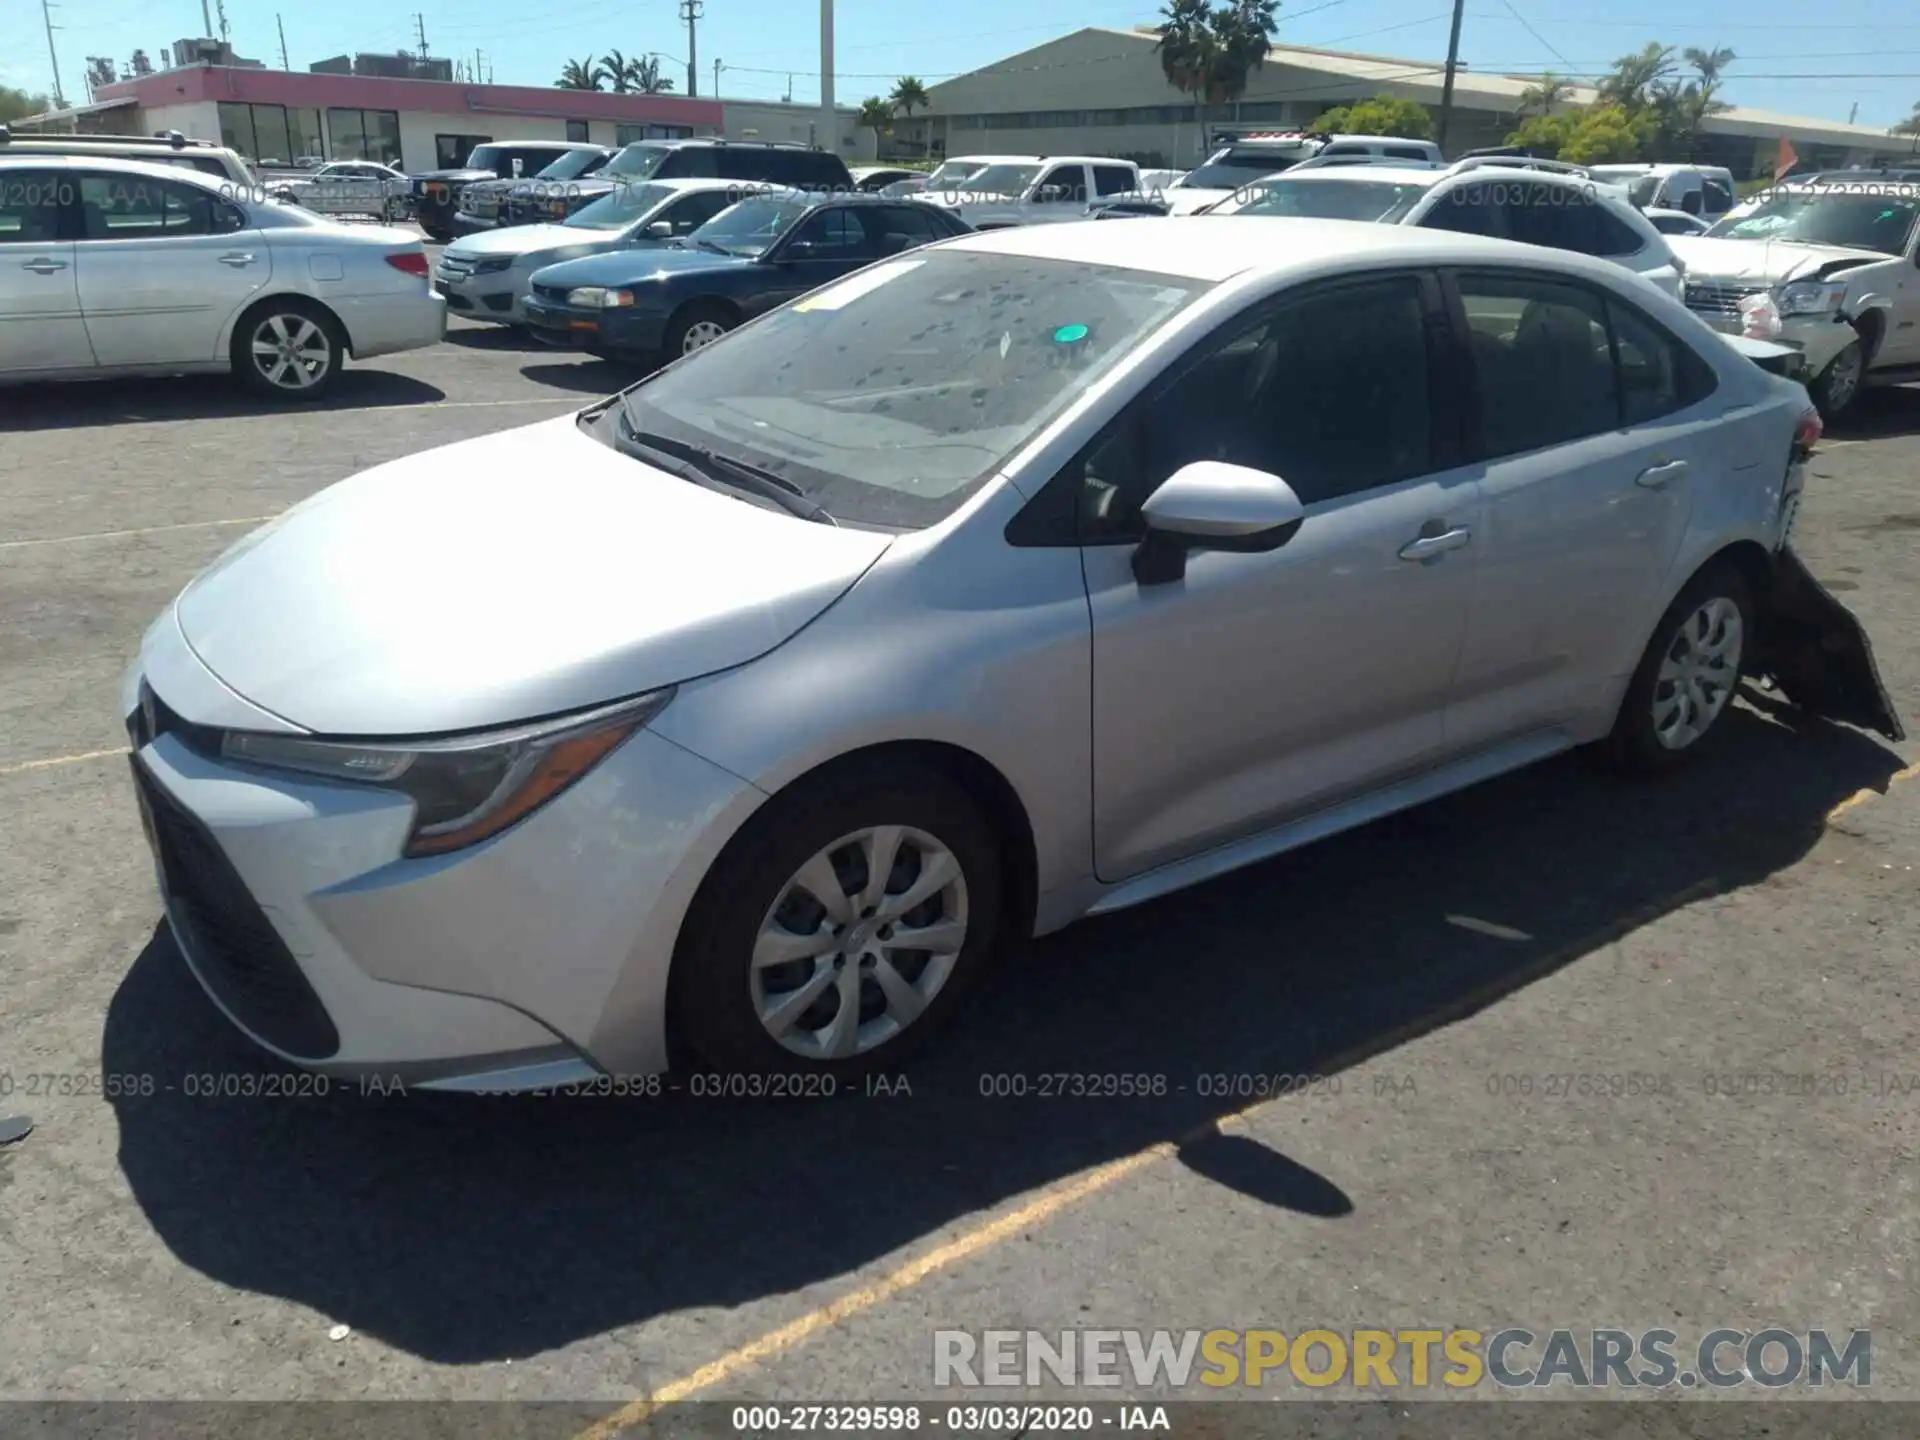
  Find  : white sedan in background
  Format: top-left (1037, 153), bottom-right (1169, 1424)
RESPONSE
top-left (266, 160), bottom-right (410, 222)
top-left (0, 155), bottom-right (443, 400)
top-left (435, 178), bottom-right (743, 326)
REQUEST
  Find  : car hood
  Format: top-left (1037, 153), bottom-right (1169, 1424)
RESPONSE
top-left (173, 415), bottom-right (892, 736)
top-left (1165, 188), bottom-right (1230, 216)
top-left (531, 245), bottom-right (755, 288)
top-left (446, 223), bottom-right (604, 260)
top-left (413, 168), bottom-right (495, 186)
top-left (1668, 235), bottom-right (1887, 283)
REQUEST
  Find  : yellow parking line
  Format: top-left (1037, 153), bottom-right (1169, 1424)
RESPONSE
top-left (1826, 760), bottom-right (1920, 821)
top-left (0, 516), bottom-right (276, 550)
top-left (0, 746), bottom-right (129, 777)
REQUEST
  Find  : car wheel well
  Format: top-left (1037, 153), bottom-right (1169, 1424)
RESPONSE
top-left (232, 292), bottom-right (352, 358)
top-left (1853, 308), bottom-right (1886, 365)
top-left (669, 295), bottom-right (741, 328)
top-left (661, 740), bottom-right (1039, 1070)
top-left (1691, 539), bottom-right (1775, 645)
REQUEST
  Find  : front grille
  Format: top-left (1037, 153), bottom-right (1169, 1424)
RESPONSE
top-left (437, 255), bottom-right (475, 282)
top-left (463, 192), bottom-right (502, 218)
top-left (1685, 281), bottom-right (1767, 319)
top-left (132, 760), bottom-right (341, 1060)
top-left (532, 282), bottom-right (569, 304)
top-left (443, 291), bottom-right (474, 310)
top-left (127, 681), bottom-right (222, 757)
top-left (482, 292), bottom-right (514, 312)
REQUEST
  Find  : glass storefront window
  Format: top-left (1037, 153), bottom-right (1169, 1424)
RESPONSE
top-left (290, 109), bottom-right (324, 163)
top-left (217, 102), bottom-right (298, 166)
top-left (326, 109), bottom-right (401, 165)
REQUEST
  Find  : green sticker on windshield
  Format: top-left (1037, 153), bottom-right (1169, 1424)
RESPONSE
top-left (1053, 323), bottom-right (1089, 343)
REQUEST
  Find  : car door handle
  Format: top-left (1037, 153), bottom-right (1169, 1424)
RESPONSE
top-left (218, 252), bottom-right (257, 267)
top-left (1636, 459), bottom-right (1690, 489)
top-left (1398, 527), bottom-right (1472, 561)
top-left (21, 257), bottom-right (67, 273)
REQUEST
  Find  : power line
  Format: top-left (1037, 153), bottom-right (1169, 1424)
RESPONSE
top-left (1493, 0), bottom-right (1576, 72)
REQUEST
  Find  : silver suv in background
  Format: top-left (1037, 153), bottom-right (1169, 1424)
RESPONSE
top-left (0, 124), bottom-right (255, 187)
top-left (1163, 132), bottom-right (1445, 213)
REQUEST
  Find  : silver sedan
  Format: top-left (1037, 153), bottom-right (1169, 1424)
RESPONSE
top-left (121, 219), bottom-right (1902, 1088)
top-left (0, 155), bottom-right (443, 400)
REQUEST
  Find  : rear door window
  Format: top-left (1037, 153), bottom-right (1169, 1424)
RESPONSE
top-left (1420, 184), bottom-right (1509, 238)
top-left (1093, 164), bottom-right (1136, 196)
top-left (1455, 272), bottom-right (1618, 457)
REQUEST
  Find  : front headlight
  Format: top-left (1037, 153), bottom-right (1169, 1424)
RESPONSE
top-left (1776, 281), bottom-right (1849, 317)
top-left (566, 286), bottom-right (636, 308)
top-left (219, 689), bottom-right (674, 858)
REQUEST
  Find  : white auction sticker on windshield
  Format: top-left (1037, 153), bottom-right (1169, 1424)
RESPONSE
top-left (793, 259), bottom-right (925, 312)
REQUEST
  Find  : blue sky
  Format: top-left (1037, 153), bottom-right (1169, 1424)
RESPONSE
top-left (5, 0), bottom-right (1920, 131)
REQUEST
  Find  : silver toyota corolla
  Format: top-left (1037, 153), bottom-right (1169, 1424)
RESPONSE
top-left (122, 219), bottom-right (1903, 1089)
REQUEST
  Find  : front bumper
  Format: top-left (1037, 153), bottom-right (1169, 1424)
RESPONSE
top-left (120, 628), bottom-right (758, 1088)
top-left (1688, 295), bottom-right (1860, 378)
top-left (435, 266), bottom-right (525, 323)
top-left (522, 296), bottom-right (667, 352)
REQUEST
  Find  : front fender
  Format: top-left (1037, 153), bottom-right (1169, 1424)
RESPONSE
top-left (1756, 545), bottom-right (1906, 742)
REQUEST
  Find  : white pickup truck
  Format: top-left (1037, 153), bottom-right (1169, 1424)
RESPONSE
top-left (1670, 174), bottom-right (1920, 420)
top-left (914, 155), bottom-right (1142, 229)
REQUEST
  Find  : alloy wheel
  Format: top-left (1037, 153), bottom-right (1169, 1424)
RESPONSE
top-left (1823, 345), bottom-right (1862, 415)
top-left (1651, 596), bottom-right (1743, 750)
top-left (750, 826), bottom-right (969, 1060)
top-left (249, 313), bottom-right (332, 392)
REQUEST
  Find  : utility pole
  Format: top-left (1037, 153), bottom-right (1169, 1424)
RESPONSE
top-left (413, 13), bottom-right (428, 65)
top-left (783, 72), bottom-right (792, 102)
top-left (713, 57), bottom-right (721, 99)
top-left (41, 0), bottom-right (67, 106)
top-left (1847, 100), bottom-right (1859, 125)
top-left (215, 0), bottom-right (229, 44)
top-left (199, 0), bottom-right (211, 37)
top-left (818, 0), bottom-right (834, 151)
top-left (679, 0), bottom-right (702, 96)
top-left (276, 14), bottom-right (289, 69)
top-left (1435, 0), bottom-right (1465, 154)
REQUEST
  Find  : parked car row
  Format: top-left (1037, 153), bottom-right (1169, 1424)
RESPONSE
top-left (116, 211), bottom-right (1903, 1089)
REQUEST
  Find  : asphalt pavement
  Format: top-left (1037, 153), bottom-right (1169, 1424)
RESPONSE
top-left (1, 320), bottom-right (1918, 1419)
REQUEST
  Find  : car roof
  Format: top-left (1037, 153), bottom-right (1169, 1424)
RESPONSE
top-left (941, 214), bottom-right (1618, 283)
top-left (0, 152), bottom-right (230, 185)
top-left (1266, 165), bottom-right (1445, 186)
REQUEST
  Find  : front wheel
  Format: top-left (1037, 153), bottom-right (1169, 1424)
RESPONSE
top-left (231, 298), bottom-right (344, 401)
top-left (1605, 562), bottom-right (1753, 773)
top-left (1812, 340), bottom-right (1864, 423)
top-left (664, 301), bottom-right (736, 359)
top-left (671, 764), bottom-right (1002, 1077)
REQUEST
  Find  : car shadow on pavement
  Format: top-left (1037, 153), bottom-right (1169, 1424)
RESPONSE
top-left (519, 358), bottom-right (657, 394)
top-left (1829, 381), bottom-right (1920, 439)
top-left (443, 325), bottom-right (558, 354)
top-left (102, 701), bottom-right (1904, 1365)
top-left (0, 371), bottom-right (447, 431)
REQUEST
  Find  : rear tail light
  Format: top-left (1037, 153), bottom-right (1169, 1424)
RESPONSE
top-left (385, 250), bottom-right (430, 277)
top-left (1792, 407), bottom-right (1822, 462)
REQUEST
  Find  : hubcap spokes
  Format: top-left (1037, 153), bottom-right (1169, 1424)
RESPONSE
top-left (751, 825), bottom-right (969, 1060)
top-left (1827, 350), bottom-right (1860, 410)
top-left (1651, 596), bottom-right (1743, 750)
top-left (251, 315), bottom-right (329, 389)
top-left (683, 321), bottom-right (726, 353)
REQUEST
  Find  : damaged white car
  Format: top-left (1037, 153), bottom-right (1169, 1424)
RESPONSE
top-left (1671, 176), bottom-right (1920, 420)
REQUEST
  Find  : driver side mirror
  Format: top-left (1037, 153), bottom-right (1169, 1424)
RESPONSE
top-left (1132, 461), bottom-right (1306, 586)
top-left (643, 220), bottom-right (674, 239)
top-left (782, 239), bottom-right (817, 261)
top-left (1035, 185), bottom-right (1066, 204)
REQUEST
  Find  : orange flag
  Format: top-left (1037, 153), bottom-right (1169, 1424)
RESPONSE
top-left (1773, 135), bottom-right (1799, 180)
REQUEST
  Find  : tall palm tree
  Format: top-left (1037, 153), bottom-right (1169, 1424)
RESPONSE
top-left (1597, 42), bottom-right (1676, 112)
top-left (889, 76), bottom-right (930, 118)
top-left (1155, 0), bottom-right (1220, 131)
top-left (1518, 72), bottom-right (1571, 117)
top-left (596, 49), bottom-right (636, 93)
top-left (556, 57), bottom-right (603, 91)
top-left (858, 96), bottom-right (895, 150)
top-left (1155, 0), bottom-right (1277, 135)
top-left (632, 55), bottom-right (674, 94)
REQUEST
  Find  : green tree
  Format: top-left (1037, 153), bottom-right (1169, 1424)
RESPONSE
top-left (858, 96), bottom-right (895, 147)
top-left (0, 85), bottom-right (54, 123)
top-left (1505, 103), bottom-right (1649, 163)
top-left (1154, 0), bottom-right (1279, 132)
top-left (889, 76), bottom-right (930, 118)
top-left (632, 55), bottom-right (674, 94)
top-left (1517, 72), bottom-right (1571, 117)
top-left (1313, 94), bottom-right (1434, 140)
top-left (555, 58), bottom-right (603, 91)
top-left (1597, 42), bottom-right (1676, 112)
top-left (1895, 101), bottom-right (1920, 137)
top-left (596, 50), bottom-right (637, 93)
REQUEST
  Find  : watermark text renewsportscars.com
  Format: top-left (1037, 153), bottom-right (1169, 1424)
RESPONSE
top-left (932, 1327), bottom-right (1870, 1391)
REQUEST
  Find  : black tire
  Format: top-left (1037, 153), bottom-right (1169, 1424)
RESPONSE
top-left (662, 300), bottom-right (737, 360)
top-left (671, 761), bottom-right (1002, 1078)
top-left (230, 297), bottom-right (346, 402)
top-left (1811, 339), bottom-right (1864, 423)
top-left (1605, 561), bottom-right (1754, 774)
top-left (423, 224), bottom-right (454, 243)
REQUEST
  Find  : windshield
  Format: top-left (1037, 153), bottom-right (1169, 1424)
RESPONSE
top-left (537, 149), bottom-right (606, 181)
top-left (1706, 184), bottom-right (1920, 253)
top-left (961, 163), bottom-right (1042, 197)
top-left (1210, 176), bottom-right (1428, 222)
top-left (925, 160), bottom-right (986, 188)
top-left (686, 196), bottom-right (809, 256)
top-left (1625, 175), bottom-right (1663, 208)
top-left (611, 250), bottom-right (1209, 528)
top-left (606, 145), bottom-right (671, 179)
top-left (566, 181), bottom-right (678, 230)
top-left (1184, 148), bottom-right (1310, 190)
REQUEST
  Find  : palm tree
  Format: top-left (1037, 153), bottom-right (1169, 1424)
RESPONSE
top-left (1155, 0), bottom-right (1220, 132)
top-left (1518, 72), bottom-right (1572, 117)
top-left (858, 96), bottom-right (895, 150)
top-left (1895, 101), bottom-right (1920, 137)
top-left (1597, 42), bottom-right (1676, 112)
top-left (1154, 0), bottom-right (1277, 135)
top-left (556, 57), bottom-right (603, 91)
top-left (632, 55), bottom-right (675, 94)
top-left (889, 76), bottom-right (930, 118)
top-left (596, 49), bottom-right (636, 94)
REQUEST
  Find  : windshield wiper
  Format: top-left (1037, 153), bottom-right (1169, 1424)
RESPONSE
top-left (613, 412), bottom-right (836, 525)
top-left (691, 238), bottom-right (735, 255)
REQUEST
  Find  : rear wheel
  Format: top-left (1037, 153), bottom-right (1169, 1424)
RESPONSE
top-left (1605, 562), bottom-right (1753, 773)
top-left (671, 763), bottom-right (1001, 1077)
top-left (231, 298), bottom-right (344, 401)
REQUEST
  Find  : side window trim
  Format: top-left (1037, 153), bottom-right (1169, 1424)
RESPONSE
top-left (1005, 268), bottom-right (1453, 548)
